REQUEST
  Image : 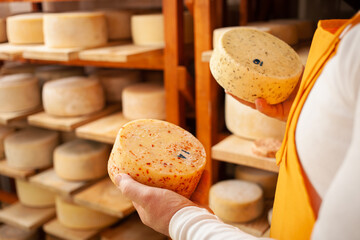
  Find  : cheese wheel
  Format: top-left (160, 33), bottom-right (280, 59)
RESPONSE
top-left (270, 19), bottom-right (315, 40)
top-left (4, 128), bottom-right (59, 170)
top-left (15, 179), bottom-right (56, 207)
top-left (6, 13), bottom-right (43, 44)
top-left (108, 119), bottom-right (206, 198)
top-left (122, 83), bottom-right (165, 120)
top-left (43, 12), bottom-right (107, 48)
top-left (131, 13), bottom-right (164, 46)
top-left (235, 166), bottom-right (278, 199)
top-left (0, 74), bottom-right (40, 113)
top-left (225, 94), bottom-right (286, 140)
top-left (102, 10), bottom-right (132, 40)
top-left (210, 28), bottom-right (303, 104)
top-left (56, 197), bottom-right (118, 230)
top-left (54, 139), bottom-right (110, 181)
top-left (35, 65), bottom-right (84, 87)
top-left (0, 126), bottom-right (15, 159)
top-left (0, 18), bottom-right (7, 43)
top-left (42, 76), bottom-right (105, 117)
top-left (209, 180), bottom-right (264, 223)
top-left (252, 138), bottom-right (282, 158)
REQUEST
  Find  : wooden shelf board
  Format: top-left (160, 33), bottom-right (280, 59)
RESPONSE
top-left (75, 112), bottom-right (130, 144)
top-left (212, 135), bottom-right (279, 173)
top-left (0, 43), bottom-right (41, 61)
top-left (0, 160), bottom-right (37, 180)
top-left (0, 202), bottom-right (55, 230)
top-left (201, 50), bottom-right (213, 62)
top-left (74, 178), bottom-right (134, 218)
top-left (27, 104), bottom-right (121, 132)
top-left (0, 107), bottom-right (42, 126)
top-left (23, 45), bottom-right (84, 62)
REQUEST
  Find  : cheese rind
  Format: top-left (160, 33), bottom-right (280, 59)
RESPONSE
top-left (108, 119), bottom-right (206, 198)
top-left (7, 13), bottom-right (44, 44)
top-left (0, 126), bottom-right (15, 159)
top-left (131, 13), bottom-right (164, 46)
top-left (15, 179), bottom-right (56, 207)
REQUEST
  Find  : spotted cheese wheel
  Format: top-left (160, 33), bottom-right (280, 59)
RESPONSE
top-left (108, 119), bottom-right (206, 198)
top-left (210, 28), bottom-right (303, 104)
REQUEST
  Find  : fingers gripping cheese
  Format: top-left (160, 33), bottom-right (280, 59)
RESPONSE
top-left (108, 119), bottom-right (206, 198)
top-left (210, 28), bottom-right (303, 104)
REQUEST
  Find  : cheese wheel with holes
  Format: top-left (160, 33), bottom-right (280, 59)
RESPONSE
top-left (210, 28), bottom-right (302, 104)
top-left (54, 139), bottom-right (110, 181)
top-left (131, 13), bottom-right (164, 46)
top-left (42, 76), bottom-right (105, 117)
top-left (102, 10), bottom-right (132, 40)
top-left (35, 65), bottom-right (84, 87)
top-left (0, 18), bottom-right (7, 43)
top-left (43, 12), bottom-right (107, 48)
top-left (56, 197), bottom-right (118, 230)
top-left (122, 83), bottom-right (165, 120)
top-left (4, 128), bottom-right (58, 170)
top-left (209, 180), bottom-right (264, 223)
top-left (7, 13), bottom-right (43, 44)
top-left (0, 126), bottom-right (15, 159)
top-left (108, 119), bottom-right (206, 198)
top-left (0, 74), bottom-right (40, 113)
top-left (15, 179), bottom-right (56, 207)
top-left (235, 165), bottom-right (278, 199)
top-left (225, 94), bottom-right (286, 140)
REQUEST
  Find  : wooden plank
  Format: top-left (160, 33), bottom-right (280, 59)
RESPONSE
top-left (0, 160), bottom-right (37, 180)
top-left (23, 46), bottom-right (83, 62)
top-left (0, 202), bottom-right (55, 230)
top-left (28, 104), bottom-right (121, 132)
top-left (75, 113), bottom-right (130, 144)
top-left (0, 43), bottom-right (41, 61)
top-left (74, 178), bottom-right (134, 218)
top-left (0, 107), bottom-right (42, 125)
top-left (201, 50), bottom-right (213, 62)
top-left (0, 224), bottom-right (39, 240)
top-left (212, 135), bottom-right (279, 173)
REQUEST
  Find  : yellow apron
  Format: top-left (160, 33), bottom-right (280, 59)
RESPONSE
top-left (270, 12), bottom-right (360, 240)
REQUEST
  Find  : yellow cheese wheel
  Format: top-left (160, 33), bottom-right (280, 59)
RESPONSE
top-left (131, 13), bottom-right (164, 46)
top-left (4, 128), bottom-right (59, 170)
top-left (102, 10), bottom-right (132, 40)
top-left (108, 119), bottom-right (206, 198)
top-left (42, 76), bottom-right (105, 117)
top-left (0, 126), bottom-right (15, 159)
top-left (7, 13), bottom-right (43, 44)
top-left (0, 18), bottom-right (7, 43)
top-left (56, 197), bottom-right (118, 230)
top-left (209, 180), bottom-right (264, 223)
top-left (43, 12), bottom-right (107, 48)
top-left (0, 74), bottom-right (40, 113)
top-left (15, 179), bottom-right (56, 207)
top-left (35, 65), bottom-right (84, 87)
top-left (210, 28), bottom-right (303, 104)
top-left (54, 139), bottom-right (110, 181)
top-left (122, 83), bottom-right (165, 120)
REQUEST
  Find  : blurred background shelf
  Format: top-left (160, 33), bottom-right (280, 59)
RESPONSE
top-left (0, 160), bottom-right (38, 180)
top-left (0, 107), bottom-right (42, 125)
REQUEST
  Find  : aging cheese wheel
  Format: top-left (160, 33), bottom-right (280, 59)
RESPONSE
top-left (108, 119), bottom-right (206, 198)
top-left (122, 83), bottom-right (165, 120)
top-left (7, 13), bottom-right (44, 44)
top-left (0, 126), bottom-right (15, 159)
top-left (0, 18), bottom-right (7, 43)
top-left (209, 180), bottom-right (264, 223)
top-left (43, 12), bottom-right (107, 48)
top-left (42, 76), bottom-right (105, 117)
top-left (56, 197), bottom-right (118, 230)
top-left (210, 28), bottom-right (303, 104)
top-left (270, 19), bottom-right (315, 41)
top-left (102, 10), bottom-right (132, 40)
top-left (4, 128), bottom-right (59, 170)
top-left (131, 13), bottom-right (164, 46)
top-left (225, 94), bottom-right (286, 140)
top-left (235, 166), bottom-right (278, 199)
top-left (15, 179), bottom-right (56, 207)
top-left (35, 65), bottom-right (84, 87)
top-left (0, 74), bottom-right (40, 113)
top-left (54, 139), bottom-right (110, 181)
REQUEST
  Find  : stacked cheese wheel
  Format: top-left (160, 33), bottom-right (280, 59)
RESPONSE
top-left (7, 13), bottom-right (44, 44)
top-left (35, 65), bottom-right (84, 87)
top-left (15, 179), bottom-right (56, 207)
top-left (0, 126), bottom-right (15, 159)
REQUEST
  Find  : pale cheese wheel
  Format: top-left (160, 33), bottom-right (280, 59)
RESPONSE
top-left (42, 76), bottom-right (105, 117)
top-left (6, 13), bottom-right (43, 44)
top-left (210, 28), bottom-right (303, 104)
top-left (131, 13), bottom-right (164, 46)
top-left (102, 10), bottom-right (132, 40)
top-left (108, 119), bottom-right (206, 198)
top-left (4, 128), bottom-right (59, 170)
top-left (15, 179), bottom-right (56, 207)
top-left (43, 12), bottom-right (107, 48)
top-left (56, 197), bottom-right (118, 230)
top-left (235, 166), bottom-right (278, 199)
top-left (122, 83), bottom-right (165, 120)
top-left (54, 139), bottom-right (110, 181)
top-left (209, 180), bottom-right (264, 223)
top-left (0, 126), bottom-right (15, 159)
top-left (35, 65), bottom-right (84, 87)
top-left (270, 19), bottom-right (315, 40)
top-left (0, 18), bottom-right (7, 43)
top-left (0, 74), bottom-right (41, 113)
top-left (225, 94), bottom-right (286, 140)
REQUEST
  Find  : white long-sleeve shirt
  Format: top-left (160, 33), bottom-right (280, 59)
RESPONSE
top-left (169, 24), bottom-right (360, 240)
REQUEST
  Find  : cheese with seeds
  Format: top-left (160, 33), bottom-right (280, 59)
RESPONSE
top-left (0, 126), bottom-right (15, 159)
top-left (15, 179), bottom-right (56, 207)
top-left (7, 13), bottom-right (44, 44)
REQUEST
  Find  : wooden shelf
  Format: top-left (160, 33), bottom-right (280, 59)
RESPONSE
top-left (0, 224), bottom-right (38, 240)
top-left (0, 107), bottom-right (42, 126)
top-left (212, 135), bottom-right (279, 173)
top-left (0, 160), bottom-right (38, 180)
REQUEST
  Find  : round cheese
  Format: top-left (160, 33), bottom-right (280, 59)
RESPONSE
top-left (0, 126), bottom-right (15, 160)
top-left (209, 180), bottom-right (264, 223)
top-left (56, 197), bottom-right (118, 230)
top-left (122, 83), bottom-right (165, 120)
top-left (210, 28), bottom-right (303, 104)
top-left (0, 74), bottom-right (40, 113)
top-left (42, 76), bottom-right (105, 117)
top-left (235, 165), bottom-right (278, 199)
top-left (35, 65), bottom-right (84, 87)
top-left (131, 13), bottom-right (164, 46)
top-left (4, 128), bottom-right (59, 170)
top-left (43, 12), bottom-right (107, 48)
top-left (102, 10), bottom-right (132, 40)
top-left (7, 13), bottom-right (44, 44)
top-left (15, 179), bottom-right (56, 207)
top-left (108, 119), bottom-right (206, 198)
top-left (0, 18), bottom-right (7, 43)
top-left (54, 139), bottom-right (110, 181)
top-left (270, 19), bottom-right (315, 41)
top-left (225, 94), bottom-right (286, 140)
